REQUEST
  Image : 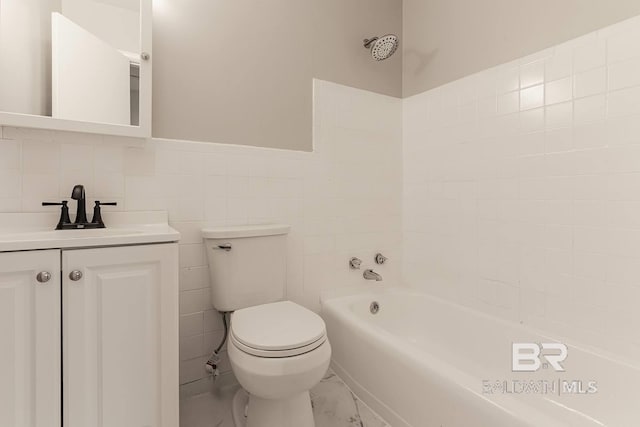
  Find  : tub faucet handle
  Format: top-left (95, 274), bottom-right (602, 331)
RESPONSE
top-left (349, 257), bottom-right (362, 269)
top-left (375, 253), bottom-right (388, 265)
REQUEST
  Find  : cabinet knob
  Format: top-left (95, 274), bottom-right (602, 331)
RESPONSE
top-left (36, 271), bottom-right (51, 283)
top-left (69, 270), bottom-right (83, 281)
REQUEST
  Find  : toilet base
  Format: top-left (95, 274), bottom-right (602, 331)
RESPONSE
top-left (232, 388), bottom-right (315, 427)
top-left (232, 388), bottom-right (249, 427)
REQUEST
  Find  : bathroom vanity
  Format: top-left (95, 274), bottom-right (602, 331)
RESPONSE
top-left (0, 211), bottom-right (180, 427)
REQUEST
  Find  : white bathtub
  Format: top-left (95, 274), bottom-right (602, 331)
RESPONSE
top-left (321, 288), bottom-right (640, 427)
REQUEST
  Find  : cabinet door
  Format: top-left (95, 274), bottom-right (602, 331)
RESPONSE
top-left (0, 250), bottom-right (61, 427)
top-left (63, 243), bottom-right (179, 427)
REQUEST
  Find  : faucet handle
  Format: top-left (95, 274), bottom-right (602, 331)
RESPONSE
top-left (349, 257), bottom-right (362, 269)
top-left (375, 253), bottom-right (388, 265)
top-left (42, 200), bottom-right (71, 230)
top-left (91, 201), bottom-right (118, 228)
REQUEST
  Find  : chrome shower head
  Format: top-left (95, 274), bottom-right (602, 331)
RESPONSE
top-left (363, 34), bottom-right (399, 61)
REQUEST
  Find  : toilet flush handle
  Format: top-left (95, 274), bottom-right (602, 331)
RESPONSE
top-left (213, 243), bottom-right (232, 252)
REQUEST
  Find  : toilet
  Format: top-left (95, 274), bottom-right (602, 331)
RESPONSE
top-left (202, 224), bottom-right (331, 427)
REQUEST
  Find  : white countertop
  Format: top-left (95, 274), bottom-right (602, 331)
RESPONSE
top-left (0, 211), bottom-right (180, 252)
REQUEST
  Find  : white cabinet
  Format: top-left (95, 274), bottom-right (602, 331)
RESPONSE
top-left (0, 243), bottom-right (179, 427)
top-left (63, 244), bottom-right (179, 427)
top-left (0, 250), bottom-right (61, 427)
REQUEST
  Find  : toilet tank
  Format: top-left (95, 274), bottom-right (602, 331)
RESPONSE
top-left (202, 224), bottom-right (290, 312)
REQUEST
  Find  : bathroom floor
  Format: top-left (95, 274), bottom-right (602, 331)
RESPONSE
top-left (180, 369), bottom-right (390, 427)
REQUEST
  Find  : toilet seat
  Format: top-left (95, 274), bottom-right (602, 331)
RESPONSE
top-left (230, 301), bottom-right (327, 358)
top-left (230, 331), bottom-right (327, 358)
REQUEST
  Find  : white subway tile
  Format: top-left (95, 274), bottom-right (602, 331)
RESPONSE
top-left (124, 146), bottom-right (155, 176)
top-left (167, 197), bottom-right (204, 221)
top-left (22, 173), bottom-right (59, 204)
top-left (156, 149), bottom-right (205, 175)
top-left (609, 58), bottom-right (640, 91)
top-left (497, 66), bottom-right (521, 93)
top-left (0, 140), bottom-right (21, 171)
top-left (180, 335), bottom-right (203, 361)
top-left (545, 127), bottom-right (573, 153)
top-left (608, 31), bottom-right (640, 64)
top-left (545, 102), bottom-right (573, 130)
top-left (573, 38), bottom-right (606, 72)
top-left (519, 132), bottom-right (546, 156)
top-left (94, 145), bottom-right (124, 172)
top-left (497, 91), bottom-right (519, 115)
top-left (607, 255), bottom-right (640, 285)
top-left (180, 266), bottom-right (209, 291)
top-left (61, 143), bottom-right (94, 172)
top-left (606, 115), bottom-right (640, 146)
top-left (0, 171), bottom-right (21, 198)
top-left (478, 96), bottom-right (497, 117)
top-left (574, 67), bottom-right (607, 98)
top-left (545, 77), bottom-right (573, 105)
top-left (520, 85), bottom-right (544, 110)
top-left (179, 289), bottom-right (207, 315)
top-left (545, 49), bottom-right (573, 81)
top-left (607, 173), bottom-right (640, 200)
top-left (180, 313), bottom-right (203, 337)
top-left (179, 358), bottom-right (207, 384)
top-left (520, 60), bottom-right (545, 88)
top-left (574, 122), bottom-right (607, 149)
top-left (519, 108), bottom-right (545, 134)
top-left (179, 244), bottom-right (206, 268)
top-left (573, 201), bottom-right (608, 227)
top-left (93, 172), bottom-right (124, 199)
top-left (574, 94), bottom-right (606, 125)
top-left (22, 141), bottom-right (59, 174)
top-left (608, 86), bottom-right (640, 117)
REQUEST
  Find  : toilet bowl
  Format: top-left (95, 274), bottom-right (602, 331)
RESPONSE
top-left (228, 301), bottom-right (331, 427)
top-left (201, 225), bottom-right (331, 427)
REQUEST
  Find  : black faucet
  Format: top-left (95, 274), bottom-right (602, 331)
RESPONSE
top-left (43, 185), bottom-right (117, 230)
top-left (71, 185), bottom-right (88, 225)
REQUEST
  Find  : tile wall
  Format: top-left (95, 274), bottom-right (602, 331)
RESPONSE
top-left (0, 79), bottom-right (402, 391)
top-left (403, 16), bottom-right (640, 362)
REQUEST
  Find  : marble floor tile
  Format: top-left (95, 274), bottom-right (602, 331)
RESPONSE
top-left (180, 383), bottom-right (239, 427)
top-left (180, 369), bottom-right (389, 427)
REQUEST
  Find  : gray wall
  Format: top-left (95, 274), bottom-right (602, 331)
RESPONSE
top-left (403, 0), bottom-right (640, 97)
top-left (152, 0), bottom-right (402, 151)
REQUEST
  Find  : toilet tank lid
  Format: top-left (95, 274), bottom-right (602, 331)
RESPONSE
top-left (202, 224), bottom-right (290, 239)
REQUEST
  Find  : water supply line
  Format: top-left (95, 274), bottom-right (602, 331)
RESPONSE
top-left (205, 311), bottom-right (230, 381)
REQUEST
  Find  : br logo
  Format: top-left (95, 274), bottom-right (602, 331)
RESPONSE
top-left (512, 343), bottom-right (568, 372)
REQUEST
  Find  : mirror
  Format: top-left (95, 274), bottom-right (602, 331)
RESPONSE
top-left (0, 0), bottom-right (151, 137)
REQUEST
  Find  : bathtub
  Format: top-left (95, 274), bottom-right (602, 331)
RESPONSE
top-left (321, 288), bottom-right (640, 427)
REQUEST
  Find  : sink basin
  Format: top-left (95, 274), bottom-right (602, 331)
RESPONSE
top-left (0, 212), bottom-right (180, 251)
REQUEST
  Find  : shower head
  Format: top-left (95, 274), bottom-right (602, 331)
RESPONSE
top-left (363, 34), bottom-right (399, 61)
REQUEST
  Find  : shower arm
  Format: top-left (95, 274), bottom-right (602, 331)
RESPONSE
top-left (363, 37), bottom-right (379, 48)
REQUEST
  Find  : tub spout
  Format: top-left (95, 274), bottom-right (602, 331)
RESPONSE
top-left (363, 269), bottom-right (383, 281)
